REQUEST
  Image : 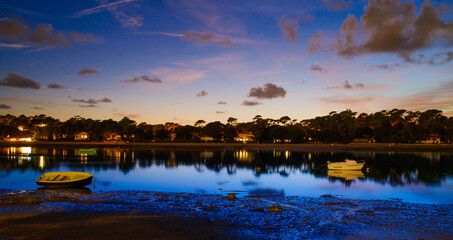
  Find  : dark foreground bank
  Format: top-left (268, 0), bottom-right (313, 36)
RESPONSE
top-left (1, 189), bottom-right (452, 240)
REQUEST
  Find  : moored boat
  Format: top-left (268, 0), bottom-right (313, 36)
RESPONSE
top-left (36, 172), bottom-right (93, 187)
top-left (79, 148), bottom-right (97, 155)
top-left (327, 159), bottom-right (364, 171)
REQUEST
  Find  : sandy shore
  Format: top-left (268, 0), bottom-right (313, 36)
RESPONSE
top-left (2, 141), bottom-right (453, 151)
top-left (1, 189), bottom-right (452, 239)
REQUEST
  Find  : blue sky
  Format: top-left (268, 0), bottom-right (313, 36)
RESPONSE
top-left (1, 0), bottom-right (452, 124)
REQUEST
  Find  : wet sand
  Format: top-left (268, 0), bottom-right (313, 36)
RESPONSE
top-left (2, 141), bottom-right (453, 151)
top-left (1, 189), bottom-right (452, 239)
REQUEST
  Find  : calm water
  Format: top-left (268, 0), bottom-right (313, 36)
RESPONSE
top-left (1, 146), bottom-right (453, 204)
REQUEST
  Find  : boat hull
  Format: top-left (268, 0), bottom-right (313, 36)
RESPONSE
top-left (36, 172), bottom-right (93, 188)
top-left (327, 159), bottom-right (364, 171)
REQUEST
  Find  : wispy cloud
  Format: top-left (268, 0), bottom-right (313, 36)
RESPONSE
top-left (71, 97), bottom-right (112, 106)
top-left (319, 96), bottom-right (375, 105)
top-left (71, 0), bottom-right (135, 18)
top-left (47, 83), bottom-right (65, 89)
top-left (150, 67), bottom-right (206, 86)
top-left (217, 101), bottom-right (227, 105)
top-left (323, 0), bottom-right (349, 11)
top-left (242, 100), bottom-right (262, 106)
top-left (113, 112), bottom-right (140, 119)
top-left (71, 0), bottom-right (142, 29)
top-left (0, 43), bottom-right (30, 48)
top-left (278, 16), bottom-right (299, 42)
top-left (122, 75), bottom-right (162, 84)
top-left (252, 71), bottom-right (281, 76)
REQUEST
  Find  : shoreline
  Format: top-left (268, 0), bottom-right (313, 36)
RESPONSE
top-left (1, 189), bottom-right (452, 239)
top-left (2, 141), bottom-right (453, 151)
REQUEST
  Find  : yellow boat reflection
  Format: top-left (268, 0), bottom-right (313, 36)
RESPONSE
top-left (327, 170), bottom-right (365, 181)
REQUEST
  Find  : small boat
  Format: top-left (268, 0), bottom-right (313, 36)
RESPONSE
top-left (327, 159), bottom-right (364, 171)
top-left (36, 172), bottom-right (93, 187)
top-left (79, 148), bottom-right (97, 155)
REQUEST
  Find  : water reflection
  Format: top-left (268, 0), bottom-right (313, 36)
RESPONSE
top-left (1, 146), bottom-right (453, 203)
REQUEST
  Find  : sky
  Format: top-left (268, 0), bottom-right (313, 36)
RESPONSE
top-left (0, 0), bottom-right (453, 125)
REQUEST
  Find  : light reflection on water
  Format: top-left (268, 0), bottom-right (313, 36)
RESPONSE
top-left (1, 146), bottom-right (453, 204)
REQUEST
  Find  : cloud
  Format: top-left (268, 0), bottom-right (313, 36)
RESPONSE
top-left (427, 51), bottom-right (453, 65)
top-left (374, 62), bottom-right (404, 70)
top-left (122, 75), bottom-right (162, 83)
top-left (0, 103), bottom-right (11, 109)
top-left (72, 97), bottom-right (112, 105)
top-left (278, 16), bottom-right (299, 42)
top-left (113, 112), bottom-right (140, 119)
top-left (319, 96), bottom-right (375, 105)
top-left (150, 68), bottom-right (206, 84)
top-left (248, 83), bottom-right (287, 99)
top-left (80, 104), bottom-right (97, 108)
top-left (0, 97), bottom-right (70, 107)
top-left (307, 31), bottom-right (322, 54)
top-left (323, 0), bottom-right (349, 10)
top-left (196, 90), bottom-right (207, 97)
top-left (215, 111), bottom-right (225, 114)
top-left (71, 0), bottom-right (142, 29)
top-left (242, 100), bottom-right (262, 106)
top-left (69, 32), bottom-right (95, 42)
top-left (394, 80), bottom-right (453, 112)
top-left (0, 43), bottom-right (30, 48)
top-left (0, 19), bottom-right (70, 47)
top-left (32, 106), bottom-right (43, 110)
top-left (327, 80), bottom-right (365, 90)
top-left (72, 98), bottom-right (98, 104)
top-left (310, 64), bottom-right (324, 72)
top-left (47, 83), bottom-right (65, 89)
top-left (98, 97), bottom-right (112, 103)
top-left (78, 68), bottom-right (100, 76)
top-left (71, 0), bottom-right (135, 17)
top-left (181, 31), bottom-right (236, 46)
top-left (217, 101), bottom-right (227, 104)
top-left (311, 0), bottom-right (453, 62)
top-left (0, 73), bottom-right (40, 89)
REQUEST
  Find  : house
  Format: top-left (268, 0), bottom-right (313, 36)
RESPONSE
top-left (75, 132), bottom-right (90, 141)
top-left (200, 134), bottom-right (214, 142)
top-left (234, 133), bottom-right (255, 143)
top-left (420, 134), bottom-right (441, 144)
top-left (352, 138), bottom-right (376, 143)
top-left (105, 132), bottom-right (122, 141)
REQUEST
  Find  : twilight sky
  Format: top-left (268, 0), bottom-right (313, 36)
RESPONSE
top-left (1, 0), bottom-right (452, 124)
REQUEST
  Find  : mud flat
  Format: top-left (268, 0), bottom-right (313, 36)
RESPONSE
top-left (1, 189), bottom-right (452, 239)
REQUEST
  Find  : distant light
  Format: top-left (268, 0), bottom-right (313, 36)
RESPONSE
top-left (21, 147), bottom-right (31, 154)
top-left (39, 156), bottom-right (45, 169)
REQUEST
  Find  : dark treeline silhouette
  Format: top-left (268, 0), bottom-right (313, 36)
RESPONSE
top-left (1, 108), bottom-right (453, 143)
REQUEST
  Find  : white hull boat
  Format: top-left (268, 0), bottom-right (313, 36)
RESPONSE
top-left (327, 159), bottom-right (364, 171)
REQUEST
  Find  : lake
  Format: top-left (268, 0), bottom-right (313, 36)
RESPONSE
top-left (1, 146), bottom-right (452, 204)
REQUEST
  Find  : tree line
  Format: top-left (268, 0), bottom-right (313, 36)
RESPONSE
top-left (0, 108), bottom-right (452, 143)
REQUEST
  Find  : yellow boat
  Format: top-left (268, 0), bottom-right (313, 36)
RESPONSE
top-left (36, 172), bottom-right (93, 187)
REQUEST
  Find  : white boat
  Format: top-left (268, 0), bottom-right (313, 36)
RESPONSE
top-left (327, 159), bottom-right (364, 171)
